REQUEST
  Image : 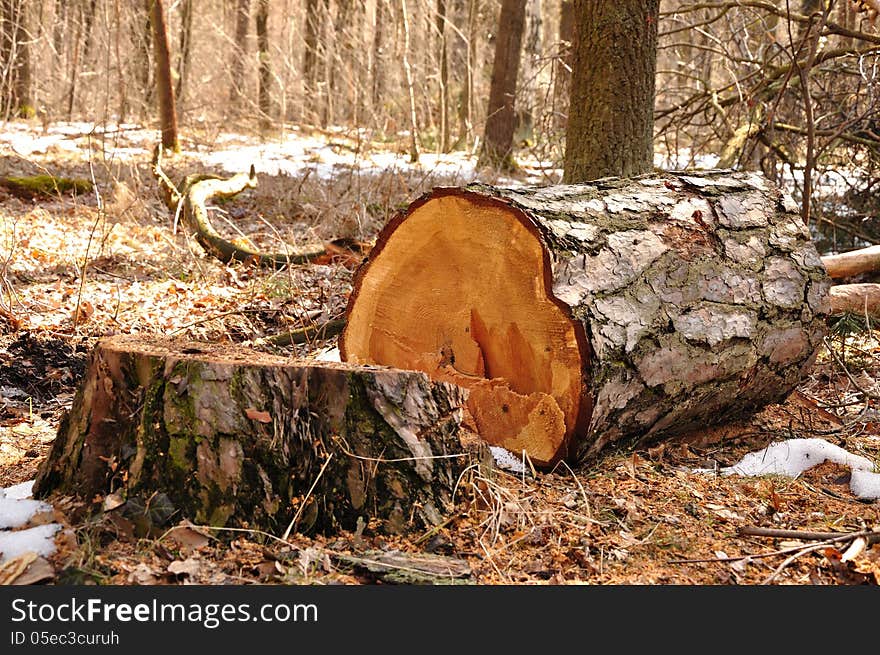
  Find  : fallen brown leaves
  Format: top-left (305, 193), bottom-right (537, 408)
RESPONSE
top-left (1, 123), bottom-right (878, 586)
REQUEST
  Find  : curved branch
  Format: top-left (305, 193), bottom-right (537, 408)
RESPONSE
top-left (184, 167), bottom-right (326, 267)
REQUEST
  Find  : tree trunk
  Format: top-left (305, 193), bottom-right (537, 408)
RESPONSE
top-left (176, 0), bottom-right (193, 104)
top-left (134, 1), bottom-right (153, 112)
top-left (455, 0), bottom-right (477, 149)
top-left (821, 244), bottom-right (880, 279)
top-left (255, 0), bottom-right (271, 130)
top-left (554, 0), bottom-right (574, 128)
top-left (33, 335), bottom-right (484, 536)
top-left (303, 0), bottom-right (328, 124)
top-left (437, 0), bottom-right (450, 153)
top-left (149, 0), bottom-right (179, 151)
top-left (0, 0), bottom-right (31, 118)
top-left (341, 171), bottom-right (830, 466)
top-left (228, 0), bottom-right (250, 110)
top-left (370, 0), bottom-right (389, 121)
top-left (478, 0), bottom-right (527, 171)
top-left (828, 283), bottom-right (880, 316)
top-left (563, 0), bottom-right (659, 182)
top-left (400, 0), bottom-right (420, 162)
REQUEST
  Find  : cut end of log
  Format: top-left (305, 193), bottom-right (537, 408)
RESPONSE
top-left (342, 174), bottom-right (830, 465)
top-left (341, 190), bottom-right (590, 467)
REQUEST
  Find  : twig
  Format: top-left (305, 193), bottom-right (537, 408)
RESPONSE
top-left (738, 526), bottom-right (880, 543)
top-left (761, 543), bottom-right (830, 585)
top-left (281, 452), bottom-right (334, 541)
top-left (823, 336), bottom-right (880, 400)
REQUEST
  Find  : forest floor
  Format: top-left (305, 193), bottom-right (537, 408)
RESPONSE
top-left (0, 120), bottom-right (878, 586)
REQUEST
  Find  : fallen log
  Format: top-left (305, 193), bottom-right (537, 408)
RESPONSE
top-left (33, 335), bottom-right (484, 535)
top-left (821, 244), bottom-right (880, 280)
top-left (828, 283), bottom-right (880, 316)
top-left (341, 171), bottom-right (831, 465)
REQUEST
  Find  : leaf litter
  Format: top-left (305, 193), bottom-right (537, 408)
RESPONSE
top-left (0, 121), bottom-right (878, 585)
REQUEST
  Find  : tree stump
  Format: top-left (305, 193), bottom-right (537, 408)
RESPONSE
top-left (341, 171), bottom-right (831, 465)
top-left (33, 336), bottom-right (484, 535)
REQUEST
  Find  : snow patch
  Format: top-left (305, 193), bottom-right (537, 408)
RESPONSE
top-left (0, 480), bottom-right (35, 500)
top-left (0, 498), bottom-right (52, 529)
top-left (314, 347), bottom-right (341, 362)
top-left (0, 480), bottom-right (61, 562)
top-left (490, 446), bottom-right (527, 474)
top-left (709, 438), bottom-right (880, 501)
top-left (0, 524), bottom-right (61, 562)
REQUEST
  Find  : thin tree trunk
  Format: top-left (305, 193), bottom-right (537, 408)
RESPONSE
top-left (563, 0), bottom-right (659, 182)
top-left (554, 0), bottom-right (573, 128)
top-left (228, 0), bottom-right (250, 110)
top-left (176, 0), bottom-right (193, 104)
top-left (65, 5), bottom-right (82, 120)
top-left (303, 0), bottom-right (328, 124)
top-left (437, 0), bottom-right (450, 153)
top-left (329, 0), bottom-right (353, 125)
top-left (400, 0), bottom-right (420, 162)
top-left (82, 0), bottom-right (98, 63)
top-left (148, 0), bottom-right (179, 151)
top-left (134, 1), bottom-right (153, 113)
top-left (456, 0), bottom-right (477, 149)
top-left (478, 0), bottom-right (527, 171)
top-left (255, 0), bottom-right (271, 131)
top-left (371, 0), bottom-right (390, 130)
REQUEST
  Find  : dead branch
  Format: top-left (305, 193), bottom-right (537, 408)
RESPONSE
top-left (738, 526), bottom-right (880, 544)
top-left (183, 167), bottom-right (326, 267)
top-left (822, 246), bottom-right (880, 279)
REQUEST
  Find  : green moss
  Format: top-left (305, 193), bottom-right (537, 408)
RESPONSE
top-left (168, 436), bottom-right (192, 472)
top-left (1, 174), bottom-right (93, 199)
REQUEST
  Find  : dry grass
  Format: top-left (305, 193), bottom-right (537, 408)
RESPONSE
top-left (1, 122), bottom-right (878, 586)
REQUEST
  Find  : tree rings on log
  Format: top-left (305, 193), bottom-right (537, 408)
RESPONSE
top-left (341, 171), bottom-right (831, 465)
top-left (34, 335), bottom-right (485, 535)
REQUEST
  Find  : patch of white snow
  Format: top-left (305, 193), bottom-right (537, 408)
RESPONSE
top-left (490, 446), bottom-right (526, 474)
top-left (711, 438), bottom-right (879, 501)
top-left (0, 498), bottom-right (52, 529)
top-left (0, 524), bottom-right (61, 562)
top-left (0, 480), bottom-right (35, 500)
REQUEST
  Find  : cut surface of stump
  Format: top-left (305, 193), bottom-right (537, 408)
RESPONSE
top-left (342, 172), bottom-right (831, 465)
top-left (34, 335), bottom-right (484, 535)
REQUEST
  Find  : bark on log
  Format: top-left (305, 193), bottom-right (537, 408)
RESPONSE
top-left (341, 171), bottom-right (831, 465)
top-left (33, 335), bottom-right (484, 535)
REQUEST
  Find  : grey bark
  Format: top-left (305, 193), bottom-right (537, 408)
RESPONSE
top-left (34, 335), bottom-right (485, 535)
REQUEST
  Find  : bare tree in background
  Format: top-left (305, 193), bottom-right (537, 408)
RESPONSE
top-left (400, 0), bottom-right (420, 162)
top-left (563, 0), bottom-right (659, 182)
top-left (478, 0), bottom-right (527, 171)
top-left (0, 0), bottom-right (32, 119)
top-left (255, 0), bottom-right (272, 131)
top-left (304, 0), bottom-right (328, 125)
top-left (228, 0), bottom-right (250, 111)
top-left (176, 0), bottom-right (193, 105)
top-left (437, 0), bottom-right (450, 153)
top-left (148, 0), bottom-right (179, 151)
